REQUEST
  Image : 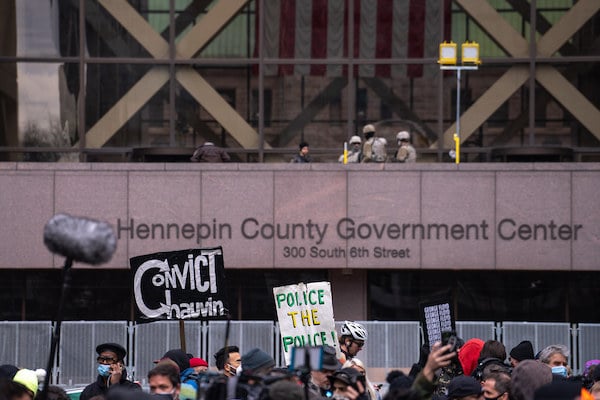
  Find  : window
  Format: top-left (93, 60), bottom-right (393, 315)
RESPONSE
top-left (368, 270), bottom-right (600, 323)
top-left (251, 89), bottom-right (272, 127)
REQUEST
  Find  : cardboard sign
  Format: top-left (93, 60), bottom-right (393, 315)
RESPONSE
top-left (420, 297), bottom-right (455, 346)
top-left (273, 281), bottom-right (339, 365)
top-left (131, 247), bottom-right (228, 321)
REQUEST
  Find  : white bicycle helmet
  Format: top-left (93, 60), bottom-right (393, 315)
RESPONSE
top-left (340, 321), bottom-right (368, 341)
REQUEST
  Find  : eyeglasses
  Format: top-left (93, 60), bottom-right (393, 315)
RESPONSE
top-left (353, 341), bottom-right (365, 348)
top-left (97, 356), bottom-right (118, 364)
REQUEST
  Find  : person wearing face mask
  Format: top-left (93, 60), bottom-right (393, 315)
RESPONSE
top-left (213, 346), bottom-right (242, 378)
top-left (80, 343), bottom-right (140, 400)
top-left (538, 344), bottom-right (571, 379)
top-left (481, 371), bottom-right (511, 400)
top-left (148, 362), bottom-right (181, 400)
top-left (153, 349), bottom-right (198, 400)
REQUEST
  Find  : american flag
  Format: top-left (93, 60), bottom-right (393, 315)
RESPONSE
top-left (256, 0), bottom-right (452, 78)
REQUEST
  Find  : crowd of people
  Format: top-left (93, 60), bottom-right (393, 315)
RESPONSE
top-left (2, 321), bottom-right (599, 400)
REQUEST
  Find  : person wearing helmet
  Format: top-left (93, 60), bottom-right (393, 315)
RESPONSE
top-left (361, 124), bottom-right (387, 163)
top-left (339, 321), bottom-right (368, 362)
top-left (394, 131), bottom-right (416, 163)
top-left (338, 135), bottom-right (363, 163)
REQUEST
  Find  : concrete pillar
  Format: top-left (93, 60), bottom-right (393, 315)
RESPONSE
top-left (330, 269), bottom-right (367, 321)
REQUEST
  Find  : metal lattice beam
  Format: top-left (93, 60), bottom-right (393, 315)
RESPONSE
top-left (430, 0), bottom-right (600, 149)
top-left (77, 0), bottom-right (265, 149)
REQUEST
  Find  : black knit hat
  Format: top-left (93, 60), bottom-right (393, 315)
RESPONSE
top-left (156, 349), bottom-right (191, 372)
top-left (510, 340), bottom-right (535, 362)
top-left (0, 364), bottom-right (18, 379)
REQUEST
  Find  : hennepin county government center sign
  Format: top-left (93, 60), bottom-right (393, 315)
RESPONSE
top-left (117, 216), bottom-right (583, 260)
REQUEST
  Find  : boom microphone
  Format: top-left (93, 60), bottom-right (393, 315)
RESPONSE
top-left (43, 213), bottom-right (117, 265)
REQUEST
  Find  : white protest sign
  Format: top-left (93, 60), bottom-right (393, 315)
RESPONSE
top-left (273, 281), bottom-right (339, 366)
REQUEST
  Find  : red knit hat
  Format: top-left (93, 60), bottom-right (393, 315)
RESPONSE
top-left (458, 338), bottom-right (484, 376)
top-left (190, 357), bottom-right (208, 368)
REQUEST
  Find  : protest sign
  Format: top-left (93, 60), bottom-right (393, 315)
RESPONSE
top-left (273, 281), bottom-right (339, 365)
top-left (419, 296), bottom-right (455, 346)
top-left (131, 247), bottom-right (228, 322)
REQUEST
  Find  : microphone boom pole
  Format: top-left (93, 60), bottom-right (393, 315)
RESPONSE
top-left (39, 257), bottom-right (73, 400)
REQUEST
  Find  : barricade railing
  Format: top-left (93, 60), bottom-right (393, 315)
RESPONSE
top-left (1, 320), bottom-right (598, 386)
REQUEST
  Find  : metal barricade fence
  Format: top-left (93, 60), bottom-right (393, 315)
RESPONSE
top-left (502, 321), bottom-right (572, 363)
top-left (59, 321), bottom-right (129, 386)
top-left (205, 321), bottom-right (275, 376)
top-left (134, 321), bottom-right (204, 386)
top-left (351, 321), bottom-right (421, 369)
top-left (0, 321), bottom-right (51, 376)
top-left (456, 321), bottom-right (496, 342)
top-left (577, 323), bottom-right (600, 375)
top-left (1, 320), bottom-right (599, 385)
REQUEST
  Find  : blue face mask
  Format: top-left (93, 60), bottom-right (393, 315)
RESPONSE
top-left (551, 365), bottom-right (568, 377)
top-left (97, 364), bottom-right (111, 377)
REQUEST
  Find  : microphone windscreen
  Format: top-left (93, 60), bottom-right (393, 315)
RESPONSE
top-left (43, 213), bottom-right (117, 265)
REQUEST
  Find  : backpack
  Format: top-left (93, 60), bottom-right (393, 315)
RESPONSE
top-left (362, 139), bottom-right (373, 162)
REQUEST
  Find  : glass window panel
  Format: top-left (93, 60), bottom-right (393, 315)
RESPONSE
top-left (85, 63), bottom-right (166, 148)
top-left (368, 270), bottom-right (600, 323)
top-left (85, 1), bottom-right (158, 58)
top-left (357, 63), bottom-right (440, 162)
top-left (196, 1), bottom-right (255, 58)
top-left (257, 1), bottom-right (346, 60)
top-left (260, 64), bottom-right (352, 162)
top-left (189, 65), bottom-right (254, 160)
top-left (2, 1), bottom-right (68, 57)
top-left (4, 62), bottom-right (79, 160)
top-left (255, 1), bottom-right (447, 62)
top-left (256, 63), bottom-right (443, 162)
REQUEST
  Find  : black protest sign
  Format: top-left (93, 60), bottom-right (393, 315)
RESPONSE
top-left (419, 296), bottom-right (455, 347)
top-left (130, 247), bottom-right (228, 322)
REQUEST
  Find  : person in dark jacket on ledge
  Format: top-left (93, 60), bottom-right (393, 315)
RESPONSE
top-left (190, 141), bottom-right (231, 162)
